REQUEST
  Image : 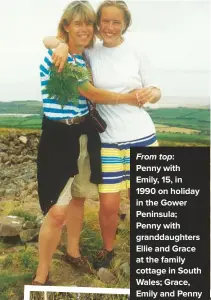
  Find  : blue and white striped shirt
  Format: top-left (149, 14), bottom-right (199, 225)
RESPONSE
top-left (40, 49), bottom-right (89, 120)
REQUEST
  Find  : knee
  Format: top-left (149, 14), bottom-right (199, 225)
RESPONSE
top-left (100, 202), bottom-right (119, 217)
top-left (99, 193), bottom-right (120, 217)
top-left (48, 206), bottom-right (67, 228)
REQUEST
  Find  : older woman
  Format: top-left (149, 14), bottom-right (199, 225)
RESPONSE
top-left (35, 0), bottom-right (143, 285)
top-left (42, 0), bottom-right (161, 276)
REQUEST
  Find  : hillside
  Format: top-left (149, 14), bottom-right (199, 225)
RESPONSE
top-left (0, 101), bottom-right (42, 114)
top-left (0, 99), bottom-right (210, 114)
top-left (0, 101), bottom-right (209, 146)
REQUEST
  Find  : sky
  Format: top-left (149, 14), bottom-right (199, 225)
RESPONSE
top-left (0, 0), bottom-right (210, 106)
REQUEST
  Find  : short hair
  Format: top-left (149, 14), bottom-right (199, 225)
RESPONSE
top-left (57, 1), bottom-right (97, 48)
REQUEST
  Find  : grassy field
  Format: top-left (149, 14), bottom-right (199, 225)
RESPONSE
top-left (147, 107), bottom-right (210, 133)
top-left (0, 115), bottom-right (42, 129)
top-left (157, 132), bottom-right (210, 145)
top-left (0, 101), bottom-right (42, 115)
top-left (0, 106), bottom-right (209, 146)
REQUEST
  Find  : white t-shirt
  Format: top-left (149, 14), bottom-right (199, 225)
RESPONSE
top-left (85, 38), bottom-right (157, 143)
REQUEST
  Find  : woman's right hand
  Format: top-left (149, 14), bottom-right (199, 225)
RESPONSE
top-left (52, 43), bottom-right (69, 72)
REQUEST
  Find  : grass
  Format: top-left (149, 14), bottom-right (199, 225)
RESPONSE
top-left (8, 209), bottom-right (37, 222)
top-left (0, 202), bottom-right (130, 298)
top-left (0, 107), bottom-right (209, 146)
top-left (0, 115), bottom-right (42, 129)
top-left (80, 223), bottom-right (102, 258)
top-left (147, 107), bottom-right (210, 134)
top-left (1, 247), bottom-right (38, 272)
top-left (30, 292), bottom-right (129, 300)
top-left (157, 132), bottom-right (210, 145)
top-left (0, 100), bottom-right (42, 114)
top-left (0, 273), bottom-right (32, 300)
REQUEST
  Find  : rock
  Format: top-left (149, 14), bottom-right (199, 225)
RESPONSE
top-left (0, 152), bottom-right (9, 163)
top-left (7, 183), bottom-right (16, 189)
top-left (27, 182), bottom-right (37, 193)
top-left (97, 268), bottom-right (117, 284)
top-left (18, 179), bottom-right (26, 188)
top-left (0, 143), bottom-right (9, 151)
top-left (26, 155), bottom-right (37, 162)
top-left (0, 216), bottom-right (25, 236)
top-left (32, 190), bottom-right (38, 197)
top-left (7, 149), bottom-right (15, 155)
top-left (10, 155), bottom-right (18, 165)
top-left (1, 137), bottom-right (10, 146)
top-left (36, 215), bottom-right (44, 227)
top-left (21, 149), bottom-right (28, 156)
top-left (17, 172), bottom-right (34, 181)
top-left (14, 137), bottom-right (21, 146)
top-left (20, 228), bottom-right (39, 242)
top-left (5, 188), bottom-right (17, 196)
top-left (119, 262), bottom-right (130, 277)
top-left (22, 221), bottom-right (36, 230)
top-left (9, 133), bottom-right (16, 140)
top-left (19, 136), bottom-right (27, 144)
top-left (15, 148), bottom-right (23, 156)
top-left (9, 141), bottom-right (15, 148)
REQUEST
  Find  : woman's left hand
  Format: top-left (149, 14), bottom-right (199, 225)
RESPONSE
top-left (136, 87), bottom-right (161, 106)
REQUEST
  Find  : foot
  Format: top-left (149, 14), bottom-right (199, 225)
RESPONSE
top-left (32, 273), bottom-right (49, 285)
top-left (93, 249), bottom-right (114, 270)
top-left (64, 252), bottom-right (94, 274)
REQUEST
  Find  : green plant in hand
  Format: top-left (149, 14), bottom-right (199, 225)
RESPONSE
top-left (44, 62), bottom-right (89, 107)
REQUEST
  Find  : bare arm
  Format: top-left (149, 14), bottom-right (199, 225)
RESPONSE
top-left (43, 37), bottom-right (162, 104)
top-left (43, 37), bottom-right (141, 106)
top-left (78, 81), bottom-right (139, 105)
top-left (43, 37), bottom-right (161, 106)
top-left (43, 36), bottom-right (61, 49)
top-left (43, 37), bottom-right (69, 72)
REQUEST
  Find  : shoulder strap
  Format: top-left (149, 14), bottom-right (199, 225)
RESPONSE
top-left (82, 53), bottom-right (96, 107)
top-left (82, 53), bottom-right (93, 84)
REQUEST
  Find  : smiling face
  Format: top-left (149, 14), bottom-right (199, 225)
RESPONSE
top-left (65, 14), bottom-right (94, 52)
top-left (99, 6), bottom-right (126, 48)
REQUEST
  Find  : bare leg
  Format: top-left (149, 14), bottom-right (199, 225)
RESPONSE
top-left (34, 204), bottom-right (68, 284)
top-left (99, 192), bottom-right (120, 251)
top-left (66, 197), bottom-right (85, 257)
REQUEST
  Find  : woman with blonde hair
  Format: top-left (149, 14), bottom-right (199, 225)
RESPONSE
top-left (44, 1), bottom-right (162, 273)
top-left (34, 0), bottom-right (143, 285)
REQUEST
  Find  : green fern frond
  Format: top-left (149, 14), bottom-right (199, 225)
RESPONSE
top-left (44, 62), bottom-right (89, 107)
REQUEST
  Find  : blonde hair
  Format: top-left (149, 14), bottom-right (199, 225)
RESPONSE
top-left (96, 0), bottom-right (132, 34)
top-left (57, 1), bottom-right (97, 48)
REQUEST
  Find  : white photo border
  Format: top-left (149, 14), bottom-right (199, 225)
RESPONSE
top-left (24, 286), bottom-right (130, 300)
